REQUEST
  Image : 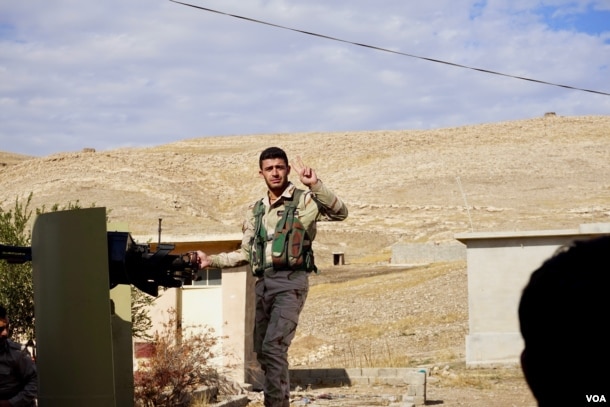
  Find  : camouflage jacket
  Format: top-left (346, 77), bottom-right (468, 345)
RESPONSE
top-left (209, 181), bottom-right (348, 270)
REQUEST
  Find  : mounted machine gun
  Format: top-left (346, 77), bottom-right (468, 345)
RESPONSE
top-left (1, 232), bottom-right (199, 297)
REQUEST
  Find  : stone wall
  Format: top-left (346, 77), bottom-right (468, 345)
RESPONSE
top-left (391, 242), bottom-right (466, 264)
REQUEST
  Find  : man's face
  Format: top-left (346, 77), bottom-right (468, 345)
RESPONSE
top-left (259, 158), bottom-right (290, 192)
top-left (0, 318), bottom-right (9, 344)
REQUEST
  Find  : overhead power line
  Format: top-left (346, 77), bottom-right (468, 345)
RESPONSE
top-left (170, 0), bottom-right (610, 97)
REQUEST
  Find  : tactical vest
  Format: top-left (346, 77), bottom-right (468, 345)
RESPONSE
top-left (250, 189), bottom-right (317, 277)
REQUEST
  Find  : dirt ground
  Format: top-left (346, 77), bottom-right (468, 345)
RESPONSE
top-left (283, 263), bottom-right (538, 406)
top-left (2, 114), bottom-right (609, 406)
top-left (245, 372), bottom-right (536, 406)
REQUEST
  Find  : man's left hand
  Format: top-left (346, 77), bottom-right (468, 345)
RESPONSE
top-left (293, 156), bottom-right (318, 187)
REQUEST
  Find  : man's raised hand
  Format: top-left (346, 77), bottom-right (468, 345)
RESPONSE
top-left (293, 156), bottom-right (318, 187)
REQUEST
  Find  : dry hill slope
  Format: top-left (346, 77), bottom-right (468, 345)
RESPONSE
top-left (0, 151), bottom-right (32, 167)
top-left (2, 115), bottom-right (609, 406)
top-left (1, 114), bottom-right (609, 264)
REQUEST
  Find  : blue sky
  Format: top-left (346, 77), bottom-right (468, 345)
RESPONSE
top-left (1, 0), bottom-right (609, 156)
top-left (539, 2), bottom-right (610, 37)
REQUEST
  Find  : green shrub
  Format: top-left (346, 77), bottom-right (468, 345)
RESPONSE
top-left (0, 193), bottom-right (34, 341)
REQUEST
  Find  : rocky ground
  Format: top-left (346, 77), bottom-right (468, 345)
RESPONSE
top-left (282, 263), bottom-right (537, 406)
top-left (2, 114), bottom-right (610, 406)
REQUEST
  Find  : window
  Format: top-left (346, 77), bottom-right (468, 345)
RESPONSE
top-left (192, 268), bottom-right (222, 286)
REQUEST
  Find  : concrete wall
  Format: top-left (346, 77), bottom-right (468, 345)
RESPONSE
top-left (220, 266), bottom-right (261, 386)
top-left (290, 367), bottom-right (428, 406)
top-left (391, 242), bottom-right (466, 264)
top-left (455, 223), bottom-right (610, 367)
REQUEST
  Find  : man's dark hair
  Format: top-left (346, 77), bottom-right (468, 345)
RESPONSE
top-left (519, 236), bottom-right (610, 405)
top-left (0, 305), bottom-right (6, 320)
top-left (259, 147), bottom-right (289, 169)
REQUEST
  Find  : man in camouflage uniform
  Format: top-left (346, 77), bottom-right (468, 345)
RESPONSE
top-left (0, 305), bottom-right (37, 407)
top-left (197, 146), bottom-right (348, 407)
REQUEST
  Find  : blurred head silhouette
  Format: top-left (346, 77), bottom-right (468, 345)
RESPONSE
top-left (519, 236), bottom-right (610, 405)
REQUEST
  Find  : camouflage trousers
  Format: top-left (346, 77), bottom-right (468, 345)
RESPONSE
top-left (254, 269), bottom-right (309, 407)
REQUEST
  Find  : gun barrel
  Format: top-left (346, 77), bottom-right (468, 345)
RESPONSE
top-left (1, 235), bottom-right (197, 295)
top-left (107, 232), bottom-right (198, 296)
top-left (0, 244), bottom-right (33, 264)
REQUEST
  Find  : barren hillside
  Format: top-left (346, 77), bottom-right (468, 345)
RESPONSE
top-left (0, 151), bottom-right (32, 167)
top-left (1, 114), bottom-right (609, 265)
top-left (2, 114), bottom-right (609, 405)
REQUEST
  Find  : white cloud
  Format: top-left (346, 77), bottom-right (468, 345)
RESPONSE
top-left (0, 0), bottom-right (608, 156)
